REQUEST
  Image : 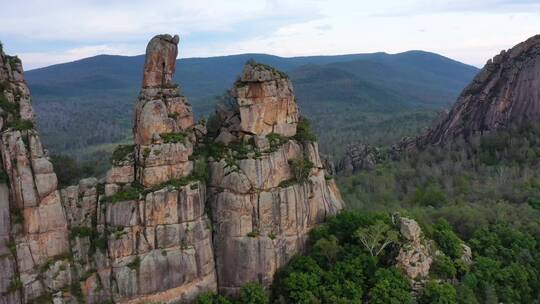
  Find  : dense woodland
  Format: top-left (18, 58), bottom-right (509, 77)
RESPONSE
top-left (177, 122), bottom-right (540, 304)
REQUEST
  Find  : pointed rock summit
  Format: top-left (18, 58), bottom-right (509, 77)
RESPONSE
top-left (418, 34), bottom-right (540, 146)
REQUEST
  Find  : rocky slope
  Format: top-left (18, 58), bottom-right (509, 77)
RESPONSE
top-left (414, 34), bottom-right (540, 146)
top-left (0, 34), bottom-right (343, 303)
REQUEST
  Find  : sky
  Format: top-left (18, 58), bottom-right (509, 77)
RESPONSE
top-left (1, 0), bottom-right (539, 70)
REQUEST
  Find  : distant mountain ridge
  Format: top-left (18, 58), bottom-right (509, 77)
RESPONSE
top-left (24, 50), bottom-right (478, 159)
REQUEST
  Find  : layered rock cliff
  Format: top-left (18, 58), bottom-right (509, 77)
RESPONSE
top-left (208, 62), bottom-right (344, 296)
top-left (0, 47), bottom-right (72, 303)
top-left (0, 35), bottom-right (344, 303)
top-left (415, 34), bottom-right (540, 146)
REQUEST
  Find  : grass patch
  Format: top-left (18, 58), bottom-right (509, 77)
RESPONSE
top-left (267, 133), bottom-right (289, 152)
top-left (100, 184), bottom-right (142, 203)
top-left (111, 144), bottom-right (134, 165)
top-left (160, 132), bottom-right (186, 144)
top-left (6, 119), bottom-right (33, 131)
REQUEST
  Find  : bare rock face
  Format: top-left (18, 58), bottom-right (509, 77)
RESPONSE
top-left (416, 34), bottom-right (540, 146)
top-left (0, 47), bottom-right (74, 303)
top-left (142, 34), bottom-right (179, 88)
top-left (209, 61), bottom-right (344, 296)
top-left (396, 218), bottom-right (432, 280)
top-left (218, 62), bottom-right (299, 138)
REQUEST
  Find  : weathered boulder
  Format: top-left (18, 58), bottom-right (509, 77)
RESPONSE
top-left (396, 218), bottom-right (432, 280)
top-left (142, 34), bottom-right (179, 88)
top-left (217, 61), bottom-right (299, 138)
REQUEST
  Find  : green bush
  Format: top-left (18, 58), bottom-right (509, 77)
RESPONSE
top-left (160, 132), bottom-right (187, 144)
top-left (294, 116), bottom-right (317, 143)
top-left (101, 184), bottom-right (142, 203)
top-left (419, 281), bottom-right (457, 304)
top-left (111, 144), bottom-right (134, 164)
top-left (433, 219), bottom-right (463, 259)
top-left (7, 119), bottom-right (33, 131)
top-left (430, 255), bottom-right (456, 279)
top-left (194, 292), bottom-right (232, 304)
top-left (369, 268), bottom-right (414, 304)
top-left (239, 282), bottom-right (269, 304)
top-left (289, 157), bottom-right (314, 183)
top-left (267, 133), bottom-right (288, 151)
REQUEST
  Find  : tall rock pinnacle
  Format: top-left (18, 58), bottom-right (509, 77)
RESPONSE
top-left (142, 34), bottom-right (180, 88)
top-left (133, 34), bottom-right (196, 187)
top-left (418, 34), bottom-right (540, 146)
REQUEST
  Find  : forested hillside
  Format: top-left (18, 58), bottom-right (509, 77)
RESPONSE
top-left (25, 51), bottom-right (477, 172)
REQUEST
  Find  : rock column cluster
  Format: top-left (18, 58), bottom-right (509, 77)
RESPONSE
top-left (0, 35), bottom-right (344, 303)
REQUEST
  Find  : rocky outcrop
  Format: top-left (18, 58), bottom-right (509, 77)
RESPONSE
top-left (396, 218), bottom-right (432, 280)
top-left (209, 61), bottom-right (344, 296)
top-left (337, 144), bottom-right (383, 175)
top-left (0, 36), bottom-right (344, 303)
top-left (413, 34), bottom-right (540, 147)
top-left (0, 48), bottom-right (73, 303)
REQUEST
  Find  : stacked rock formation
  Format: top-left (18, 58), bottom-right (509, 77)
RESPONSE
top-left (209, 61), bottom-right (344, 296)
top-left (414, 34), bottom-right (540, 147)
top-left (0, 35), bottom-right (345, 303)
top-left (85, 34), bottom-right (217, 303)
top-left (0, 47), bottom-right (73, 303)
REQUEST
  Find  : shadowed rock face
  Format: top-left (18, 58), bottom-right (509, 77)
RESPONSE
top-left (419, 34), bottom-right (540, 146)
